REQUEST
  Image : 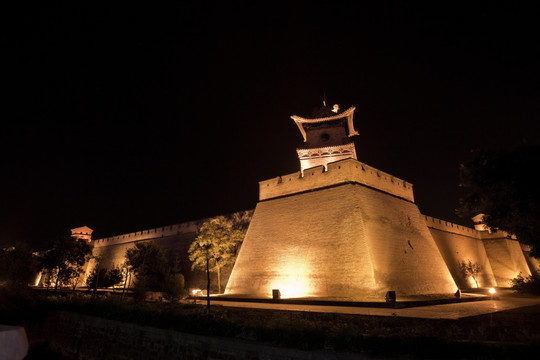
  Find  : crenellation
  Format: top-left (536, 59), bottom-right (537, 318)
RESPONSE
top-left (93, 220), bottom-right (203, 248)
top-left (259, 158), bottom-right (414, 202)
top-left (423, 215), bottom-right (479, 237)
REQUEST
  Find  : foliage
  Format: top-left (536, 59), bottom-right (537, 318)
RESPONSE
top-left (0, 243), bottom-right (40, 288)
top-left (188, 216), bottom-right (246, 293)
top-left (457, 145), bottom-right (540, 256)
top-left (511, 272), bottom-right (540, 295)
top-left (458, 259), bottom-right (481, 288)
top-left (163, 273), bottom-right (185, 303)
top-left (86, 265), bottom-right (124, 291)
top-left (125, 242), bottom-right (185, 301)
top-left (38, 236), bottom-right (93, 290)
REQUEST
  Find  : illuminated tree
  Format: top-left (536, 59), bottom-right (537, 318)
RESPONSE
top-left (458, 259), bottom-right (481, 288)
top-left (0, 243), bottom-right (39, 288)
top-left (86, 262), bottom-right (123, 293)
top-left (39, 235), bottom-right (93, 291)
top-left (188, 216), bottom-right (246, 295)
top-left (457, 145), bottom-right (540, 257)
top-left (125, 242), bottom-right (185, 302)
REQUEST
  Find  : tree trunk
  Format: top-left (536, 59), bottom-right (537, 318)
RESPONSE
top-left (122, 269), bottom-right (129, 300)
top-left (54, 269), bottom-right (59, 292)
top-left (217, 265), bottom-right (221, 294)
top-left (206, 253), bottom-right (210, 312)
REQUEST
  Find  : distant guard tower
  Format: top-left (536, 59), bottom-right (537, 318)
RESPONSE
top-left (71, 226), bottom-right (93, 242)
top-left (292, 104), bottom-right (359, 173)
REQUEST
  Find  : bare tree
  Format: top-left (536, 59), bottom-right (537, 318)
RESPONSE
top-left (459, 259), bottom-right (482, 288)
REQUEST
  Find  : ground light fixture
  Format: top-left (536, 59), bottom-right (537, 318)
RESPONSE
top-left (488, 288), bottom-right (496, 295)
top-left (385, 291), bottom-right (396, 303)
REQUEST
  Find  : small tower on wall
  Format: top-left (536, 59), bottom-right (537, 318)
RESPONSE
top-left (71, 226), bottom-right (93, 242)
top-left (291, 103), bottom-right (359, 173)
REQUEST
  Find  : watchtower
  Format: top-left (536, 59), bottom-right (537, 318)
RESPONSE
top-left (291, 103), bottom-right (359, 173)
top-left (225, 102), bottom-right (457, 300)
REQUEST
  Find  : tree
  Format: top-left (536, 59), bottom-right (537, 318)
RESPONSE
top-left (0, 243), bottom-right (40, 288)
top-left (458, 259), bottom-right (482, 288)
top-left (188, 216), bottom-right (246, 297)
top-left (457, 145), bottom-right (540, 257)
top-left (511, 272), bottom-right (540, 295)
top-left (86, 264), bottom-right (123, 293)
top-left (125, 242), bottom-right (185, 302)
top-left (39, 235), bottom-right (93, 291)
top-left (163, 258), bottom-right (185, 303)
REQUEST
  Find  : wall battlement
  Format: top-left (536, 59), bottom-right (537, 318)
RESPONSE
top-left (424, 215), bottom-right (517, 241)
top-left (93, 220), bottom-right (203, 248)
top-left (259, 158), bottom-right (414, 202)
top-left (423, 215), bottom-right (480, 238)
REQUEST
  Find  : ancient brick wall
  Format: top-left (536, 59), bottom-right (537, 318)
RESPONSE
top-left (259, 158), bottom-right (414, 203)
top-left (226, 182), bottom-right (457, 300)
top-left (482, 236), bottom-right (532, 287)
top-left (87, 218), bottom-right (234, 292)
top-left (426, 216), bottom-right (497, 289)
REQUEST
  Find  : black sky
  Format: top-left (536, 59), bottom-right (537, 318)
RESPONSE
top-left (2, 2), bottom-right (540, 249)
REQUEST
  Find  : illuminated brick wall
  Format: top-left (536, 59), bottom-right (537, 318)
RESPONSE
top-left (226, 180), bottom-right (457, 300)
top-left (259, 158), bottom-right (414, 203)
top-left (482, 235), bottom-right (532, 287)
top-left (426, 216), bottom-right (497, 289)
top-left (86, 218), bottom-right (235, 291)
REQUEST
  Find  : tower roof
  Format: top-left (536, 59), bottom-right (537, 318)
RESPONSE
top-left (291, 106), bottom-right (358, 142)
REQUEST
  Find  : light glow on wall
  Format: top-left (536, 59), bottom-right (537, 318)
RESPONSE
top-left (268, 259), bottom-right (313, 299)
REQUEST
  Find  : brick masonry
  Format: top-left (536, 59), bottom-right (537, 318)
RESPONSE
top-left (226, 180), bottom-right (457, 299)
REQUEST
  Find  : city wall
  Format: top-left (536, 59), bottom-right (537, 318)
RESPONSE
top-left (259, 158), bottom-right (414, 202)
top-left (226, 182), bottom-right (456, 299)
top-left (425, 215), bottom-right (497, 289)
top-left (87, 218), bottom-right (232, 291)
top-left (81, 157), bottom-right (536, 295)
top-left (424, 215), bottom-right (532, 288)
top-left (482, 236), bottom-right (532, 287)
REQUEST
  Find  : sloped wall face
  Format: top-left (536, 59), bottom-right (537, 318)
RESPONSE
top-left (358, 188), bottom-right (457, 297)
top-left (483, 237), bottom-right (532, 287)
top-left (428, 227), bottom-right (497, 289)
top-left (225, 184), bottom-right (456, 300)
top-left (225, 185), bottom-right (376, 299)
top-left (89, 233), bottom-right (229, 291)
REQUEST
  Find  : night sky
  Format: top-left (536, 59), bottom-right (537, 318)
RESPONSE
top-left (2, 3), bottom-right (540, 249)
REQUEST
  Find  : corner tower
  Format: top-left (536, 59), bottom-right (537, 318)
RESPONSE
top-left (225, 102), bottom-right (457, 300)
top-left (292, 104), bottom-right (359, 173)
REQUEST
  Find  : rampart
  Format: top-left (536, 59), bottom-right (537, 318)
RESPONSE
top-left (424, 215), bottom-right (497, 288)
top-left (87, 216), bottom-right (232, 291)
top-left (259, 158), bottom-right (414, 202)
top-left (92, 220), bottom-right (204, 248)
top-left (423, 215), bottom-right (481, 238)
top-left (424, 215), bottom-right (532, 288)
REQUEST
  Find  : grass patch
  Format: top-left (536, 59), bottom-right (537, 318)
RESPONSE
top-left (3, 288), bottom-right (540, 358)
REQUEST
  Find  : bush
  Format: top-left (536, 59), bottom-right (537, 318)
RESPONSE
top-left (511, 272), bottom-right (540, 295)
top-left (86, 266), bottom-right (123, 291)
top-left (163, 273), bottom-right (185, 303)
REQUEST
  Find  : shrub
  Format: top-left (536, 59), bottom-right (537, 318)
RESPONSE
top-left (511, 272), bottom-right (540, 295)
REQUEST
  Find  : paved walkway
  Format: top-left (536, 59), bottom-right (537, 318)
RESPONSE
top-left (193, 294), bottom-right (540, 320)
